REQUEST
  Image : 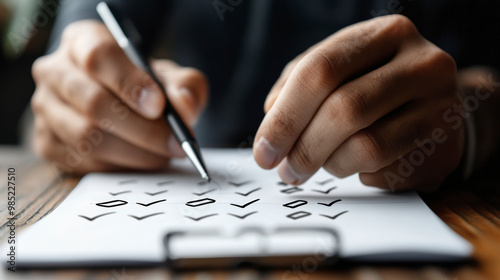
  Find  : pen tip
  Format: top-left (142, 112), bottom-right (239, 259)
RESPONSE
top-left (204, 175), bottom-right (211, 183)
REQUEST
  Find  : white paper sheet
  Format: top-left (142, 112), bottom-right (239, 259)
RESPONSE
top-left (9, 149), bottom-right (471, 267)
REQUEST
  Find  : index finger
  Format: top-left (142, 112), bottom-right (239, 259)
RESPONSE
top-left (254, 15), bottom-right (418, 169)
top-left (65, 21), bottom-right (165, 119)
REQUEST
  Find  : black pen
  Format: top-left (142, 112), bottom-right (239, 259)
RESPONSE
top-left (97, 2), bottom-right (210, 182)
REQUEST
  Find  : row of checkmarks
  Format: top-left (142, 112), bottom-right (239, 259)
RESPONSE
top-left (79, 210), bottom-right (348, 222)
top-left (108, 187), bottom-right (263, 197)
top-left (117, 178), bottom-right (335, 188)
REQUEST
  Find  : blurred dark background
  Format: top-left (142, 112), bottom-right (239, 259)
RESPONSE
top-left (0, 0), bottom-right (58, 145)
top-left (1, 0), bottom-right (499, 146)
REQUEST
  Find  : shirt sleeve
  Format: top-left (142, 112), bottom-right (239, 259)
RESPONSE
top-left (47, 0), bottom-right (170, 54)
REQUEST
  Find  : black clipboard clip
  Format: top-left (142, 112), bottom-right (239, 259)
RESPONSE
top-left (164, 226), bottom-right (341, 269)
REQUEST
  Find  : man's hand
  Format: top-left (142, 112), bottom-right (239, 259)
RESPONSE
top-left (254, 15), bottom-right (463, 192)
top-left (31, 21), bottom-right (208, 174)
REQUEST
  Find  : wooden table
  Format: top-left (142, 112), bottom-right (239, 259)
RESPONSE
top-left (1, 146), bottom-right (499, 280)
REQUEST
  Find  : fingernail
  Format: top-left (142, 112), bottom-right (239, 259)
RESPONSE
top-left (168, 135), bottom-right (185, 158)
top-left (138, 88), bottom-right (163, 118)
top-left (278, 161), bottom-right (303, 185)
top-left (255, 136), bottom-right (279, 168)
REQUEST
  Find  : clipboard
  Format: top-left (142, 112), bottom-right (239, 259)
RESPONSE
top-left (164, 226), bottom-right (341, 268)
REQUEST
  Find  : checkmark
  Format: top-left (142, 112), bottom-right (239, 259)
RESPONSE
top-left (228, 211), bottom-right (258, 219)
top-left (311, 186), bottom-right (337, 194)
top-left (109, 191), bottom-right (131, 196)
top-left (157, 180), bottom-right (175, 186)
top-left (319, 211), bottom-right (348, 220)
top-left (129, 212), bottom-right (164, 220)
top-left (228, 180), bottom-right (253, 187)
top-left (317, 199), bottom-right (342, 207)
top-left (185, 213), bottom-right (218, 221)
top-left (118, 179), bottom-right (137, 185)
top-left (78, 212), bottom-right (115, 221)
top-left (235, 187), bottom-right (261, 196)
top-left (192, 188), bottom-right (216, 196)
top-left (316, 178), bottom-right (334, 185)
top-left (136, 199), bottom-right (166, 207)
top-left (230, 199), bottom-right (260, 208)
top-left (144, 190), bottom-right (168, 196)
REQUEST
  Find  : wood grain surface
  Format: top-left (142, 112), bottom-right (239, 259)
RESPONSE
top-left (1, 147), bottom-right (499, 280)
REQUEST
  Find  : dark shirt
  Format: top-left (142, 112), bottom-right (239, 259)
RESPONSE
top-left (49, 0), bottom-right (500, 147)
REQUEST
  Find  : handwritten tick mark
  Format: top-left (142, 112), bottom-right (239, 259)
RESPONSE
top-left (311, 186), bottom-right (337, 195)
top-left (144, 190), bottom-right (168, 196)
top-left (228, 180), bottom-right (253, 187)
top-left (235, 187), bottom-right (261, 196)
top-left (185, 214), bottom-right (218, 221)
top-left (136, 199), bottom-right (166, 207)
top-left (317, 199), bottom-right (342, 207)
top-left (129, 212), bottom-right (164, 220)
top-left (118, 179), bottom-right (137, 185)
top-left (157, 180), bottom-right (175, 186)
top-left (192, 188), bottom-right (216, 196)
top-left (78, 212), bottom-right (115, 221)
top-left (227, 211), bottom-right (258, 219)
top-left (316, 178), bottom-right (334, 185)
top-left (230, 199), bottom-right (260, 208)
top-left (320, 211), bottom-right (348, 220)
top-left (109, 191), bottom-right (131, 196)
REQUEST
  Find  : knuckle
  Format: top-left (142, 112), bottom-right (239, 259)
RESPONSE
top-left (31, 56), bottom-right (50, 82)
top-left (296, 51), bottom-right (338, 92)
top-left (269, 105), bottom-right (298, 140)
top-left (350, 131), bottom-right (385, 171)
top-left (182, 67), bottom-right (207, 83)
top-left (385, 14), bottom-right (418, 38)
top-left (290, 138), bottom-right (315, 173)
top-left (182, 68), bottom-right (209, 97)
top-left (82, 39), bottom-right (117, 74)
top-left (428, 49), bottom-right (457, 84)
top-left (30, 90), bottom-right (45, 114)
top-left (61, 22), bottom-right (82, 44)
top-left (330, 88), bottom-right (368, 127)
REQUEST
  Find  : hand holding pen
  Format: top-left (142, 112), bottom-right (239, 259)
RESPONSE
top-left (30, 7), bottom-right (209, 176)
top-left (97, 2), bottom-right (210, 180)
